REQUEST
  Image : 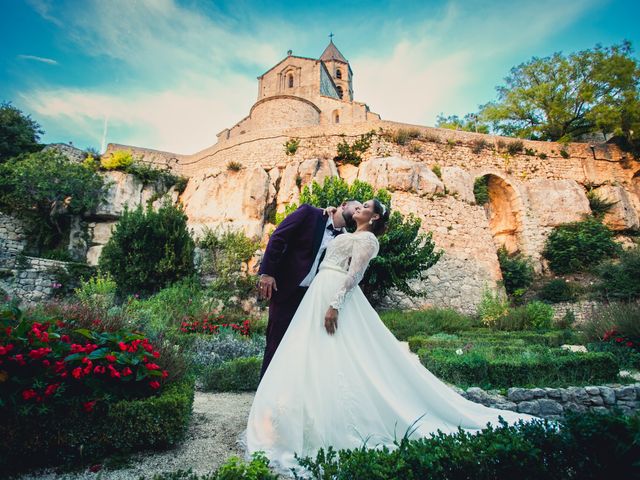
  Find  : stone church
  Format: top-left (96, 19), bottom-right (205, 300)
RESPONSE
top-left (216, 40), bottom-right (380, 144)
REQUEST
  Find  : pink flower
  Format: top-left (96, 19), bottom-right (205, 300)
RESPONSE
top-left (83, 400), bottom-right (96, 413)
top-left (149, 381), bottom-right (160, 390)
top-left (22, 389), bottom-right (37, 401)
top-left (105, 354), bottom-right (117, 363)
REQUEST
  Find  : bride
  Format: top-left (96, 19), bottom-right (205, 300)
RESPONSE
top-left (244, 199), bottom-right (540, 473)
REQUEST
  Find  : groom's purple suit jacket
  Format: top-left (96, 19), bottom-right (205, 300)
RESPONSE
top-left (258, 204), bottom-right (330, 378)
top-left (258, 204), bottom-right (328, 303)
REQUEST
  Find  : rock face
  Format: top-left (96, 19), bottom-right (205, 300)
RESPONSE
top-left (358, 156), bottom-right (444, 196)
top-left (594, 184), bottom-right (640, 231)
top-left (525, 179), bottom-right (591, 226)
top-left (181, 166), bottom-right (271, 239)
top-left (441, 166), bottom-right (475, 203)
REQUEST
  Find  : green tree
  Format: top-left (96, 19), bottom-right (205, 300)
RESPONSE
top-left (479, 42), bottom-right (640, 142)
top-left (436, 113), bottom-right (490, 134)
top-left (99, 202), bottom-right (195, 296)
top-left (280, 177), bottom-right (443, 305)
top-left (0, 150), bottom-right (105, 252)
top-left (0, 102), bottom-right (43, 162)
top-left (542, 217), bottom-right (620, 274)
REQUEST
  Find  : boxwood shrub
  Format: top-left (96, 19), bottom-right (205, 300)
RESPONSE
top-left (0, 378), bottom-right (195, 474)
top-left (294, 410), bottom-right (640, 479)
top-left (201, 356), bottom-right (261, 392)
top-left (418, 348), bottom-right (619, 389)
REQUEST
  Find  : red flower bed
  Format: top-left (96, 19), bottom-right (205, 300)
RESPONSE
top-left (0, 303), bottom-right (169, 414)
top-left (603, 329), bottom-right (640, 353)
top-left (180, 314), bottom-right (250, 336)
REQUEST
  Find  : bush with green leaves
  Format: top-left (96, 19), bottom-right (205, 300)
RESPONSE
top-left (198, 227), bottom-right (260, 297)
top-left (595, 245), bottom-right (640, 301)
top-left (419, 346), bottom-right (618, 388)
top-left (493, 300), bottom-right (554, 330)
top-left (542, 217), bottom-right (620, 274)
top-left (580, 302), bottom-right (640, 343)
top-left (99, 202), bottom-right (195, 296)
top-left (201, 356), bottom-right (261, 392)
top-left (144, 453), bottom-right (278, 480)
top-left (477, 289), bottom-right (510, 327)
top-left (1, 379), bottom-right (194, 474)
top-left (74, 273), bottom-right (118, 311)
top-left (473, 176), bottom-right (490, 205)
top-left (380, 308), bottom-right (475, 341)
top-left (101, 149), bottom-right (134, 170)
top-left (538, 278), bottom-right (578, 303)
top-left (497, 246), bottom-right (534, 296)
top-left (280, 177), bottom-right (442, 305)
top-left (408, 329), bottom-right (574, 353)
top-left (0, 149), bottom-right (105, 252)
top-left (334, 132), bottom-right (374, 166)
top-left (0, 101), bottom-right (43, 162)
top-left (294, 410), bottom-right (640, 480)
top-left (125, 277), bottom-right (215, 333)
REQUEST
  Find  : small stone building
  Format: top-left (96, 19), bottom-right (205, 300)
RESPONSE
top-left (216, 40), bottom-right (380, 143)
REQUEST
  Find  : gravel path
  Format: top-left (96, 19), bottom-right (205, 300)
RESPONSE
top-left (18, 392), bottom-right (255, 480)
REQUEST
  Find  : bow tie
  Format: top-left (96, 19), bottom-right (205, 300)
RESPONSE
top-left (326, 224), bottom-right (342, 236)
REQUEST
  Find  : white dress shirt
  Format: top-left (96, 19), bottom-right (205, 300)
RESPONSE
top-left (299, 216), bottom-right (343, 287)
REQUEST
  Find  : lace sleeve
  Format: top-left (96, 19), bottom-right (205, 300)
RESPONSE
top-left (329, 233), bottom-right (379, 311)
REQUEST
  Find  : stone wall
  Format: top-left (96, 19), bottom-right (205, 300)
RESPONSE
top-left (457, 383), bottom-right (640, 420)
top-left (120, 121), bottom-right (639, 314)
top-left (0, 256), bottom-right (71, 304)
top-left (0, 213), bottom-right (27, 268)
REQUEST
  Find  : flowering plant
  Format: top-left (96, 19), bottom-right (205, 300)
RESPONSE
top-left (602, 329), bottom-right (639, 352)
top-left (180, 313), bottom-right (250, 336)
top-left (0, 303), bottom-right (168, 415)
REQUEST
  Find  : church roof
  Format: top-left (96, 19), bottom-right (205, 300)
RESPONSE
top-left (320, 40), bottom-right (348, 63)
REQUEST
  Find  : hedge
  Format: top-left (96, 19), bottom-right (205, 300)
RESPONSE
top-left (419, 348), bottom-right (619, 389)
top-left (0, 378), bottom-right (195, 474)
top-left (294, 410), bottom-right (640, 479)
top-left (408, 330), bottom-right (574, 353)
top-left (201, 356), bottom-right (261, 392)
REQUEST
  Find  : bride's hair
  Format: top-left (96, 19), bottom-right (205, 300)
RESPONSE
top-left (371, 199), bottom-right (391, 236)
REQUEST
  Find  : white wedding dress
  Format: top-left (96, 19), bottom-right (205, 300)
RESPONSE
top-left (244, 231), bottom-right (539, 474)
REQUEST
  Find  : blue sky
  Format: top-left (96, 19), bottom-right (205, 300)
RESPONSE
top-left (1, 0), bottom-right (639, 154)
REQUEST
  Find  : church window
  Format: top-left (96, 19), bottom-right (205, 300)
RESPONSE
top-left (335, 113), bottom-right (340, 124)
top-left (288, 74), bottom-right (294, 88)
top-left (336, 86), bottom-right (343, 99)
top-left (336, 69), bottom-right (342, 79)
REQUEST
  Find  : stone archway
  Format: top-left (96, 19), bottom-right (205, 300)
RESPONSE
top-left (478, 174), bottom-right (524, 253)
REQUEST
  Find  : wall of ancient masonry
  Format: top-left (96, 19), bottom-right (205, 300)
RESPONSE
top-left (0, 213), bottom-right (27, 268)
top-left (0, 256), bottom-right (69, 303)
top-left (21, 120), bottom-right (640, 311)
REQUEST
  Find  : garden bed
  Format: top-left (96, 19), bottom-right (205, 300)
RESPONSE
top-left (1, 378), bottom-right (195, 474)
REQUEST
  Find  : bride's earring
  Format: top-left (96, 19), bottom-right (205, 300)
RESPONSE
top-left (369, 219), bottom-right (373, 225)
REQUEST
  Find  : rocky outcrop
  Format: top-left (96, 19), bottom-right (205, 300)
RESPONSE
top-left (358, 156), bottom-right (444, 196)
top-left (594, 184), bottom-right (640, 231)
top-left (525, 179), bottom-right (591, 226)
top-left (181, 165), bottom-right (271, 239)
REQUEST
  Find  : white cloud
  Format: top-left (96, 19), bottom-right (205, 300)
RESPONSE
top-left (22, 0), bottom-right (604, 152)
top-left (353, 0), bottom-right (603, 124)
top-left (17, 54), bottom-right (58, 65)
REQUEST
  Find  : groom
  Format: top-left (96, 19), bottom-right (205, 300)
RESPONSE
top-left (257, 200), bottom-right (361, 378)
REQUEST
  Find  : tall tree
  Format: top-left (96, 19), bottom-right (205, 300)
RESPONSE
top-left (479, 42), bottom-right (640, 142)
top-left (0, 102), bottom-right (44, 162)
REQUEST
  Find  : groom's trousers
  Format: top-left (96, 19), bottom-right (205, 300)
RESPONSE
top-left (260, 286), bottom-right (308, 380)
